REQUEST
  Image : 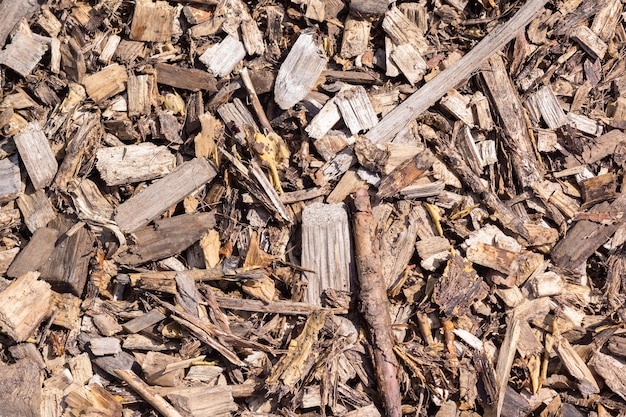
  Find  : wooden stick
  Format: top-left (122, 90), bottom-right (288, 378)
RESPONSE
top-left (114, 368), bottom-right (184, 417)
top-left (352, 188), bottom-right (401, 417)
top-left (241, 67), bottom-right (273, 132)
top-left (365, 0), bottom-right (549, 144)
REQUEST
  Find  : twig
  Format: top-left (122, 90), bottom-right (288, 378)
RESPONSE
top-left (241, 66), bottom-right (273, 132)
top-left (114, 368), bottom-right (184, 417)
top-left (352, 187), bottom-right (401, 417)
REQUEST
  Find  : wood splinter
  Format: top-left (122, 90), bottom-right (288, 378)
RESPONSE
top-left (352, 187), bottom-right (401, 417)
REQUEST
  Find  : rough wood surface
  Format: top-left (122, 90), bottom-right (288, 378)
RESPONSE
top-left (1, 1), bottom-right (626, 416)
top-left (114, 158), bottom-right (217, 233)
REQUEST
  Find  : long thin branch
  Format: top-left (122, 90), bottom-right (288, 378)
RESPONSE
top-left (352, 188), bottom-right (401, 417)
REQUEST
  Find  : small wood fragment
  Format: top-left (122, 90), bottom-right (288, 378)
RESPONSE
top-left (154, 62), bottom-right (217, 92)
top-left (82, 63), bottom-right (128, 103)
top-left (301, 202), bottom-right (354, 305)
top-left (274, 33), bottom-right (327, 109)
top-left (114, 158), bottom-right (217, 233)
top-left (130, 0), bottom-right (176, 42)
top-left (0, 271), bottom-right (51, 342)
top-left (0, 155), bottom-right (21, 203)
top-left (199, 35), bottom-right (246, 77)
top-left (14, 122), bottom-right (57, 190)
top-left (335, 85), bottom-right (378, 135)
top-left (569, 24), bottom-right (608, 60)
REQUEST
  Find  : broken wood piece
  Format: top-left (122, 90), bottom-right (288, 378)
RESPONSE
top-left (352, 188), bottom-right (401, 417)
top-left (200, 35), bottom-right (246, 78)
top-left (96, 143), bottom-right (176, 186)
top-left (130, 0), bottom-right (176, 42)
top-left (6, 226), bottom-right (58, 278)
top-left (114, 158), bottom-right (217, 233)
top-left (301, 202), bottom-right (354, 305)
top-left (154, 62), bottom-right (217, 92)
top-left (377, 149), bottom-right (435, 198)
top-left (82, 63), bottom-right (128, 103)
top-left (554, 335), bottom-right (600, 396)
top-left (569, 24), bottom-right (608, 60)
top-left (117, 212), bottom-right (216, 265)
top-left (274, 32), bottom-right (327, 109)
top-left (122, 309), bottom-right (167, 333)
top-left (390, 44), bottom-right (427, 86)
top-left (526, 85), bottom-right (568, 129)
top-left (366, 0), bottom-right (549, 144)
top-left (38, 217), bottom-right (94, 296)
top-left (0, 23), bottom-right (48, 77)
top-left (0, 271), bottom-right (51, 342)
top-left (335, 85), bottom-right (378, 134)
top-left (0, 359), bottom-right (43, 417)
top-left (14, 122), bottom-right (58, 190)
top-left (341, 16), bottom-right (371, 59)
top-left (0, 155), bottom-right (21, 203)
top-left (166, 385), bottom-right (238, 416)
top-left (580, 173), bottom-right (617, 207)
top-left (64, 383), bottom-right (123, 417)
top-left (17, 189), bottom-right (56, 233)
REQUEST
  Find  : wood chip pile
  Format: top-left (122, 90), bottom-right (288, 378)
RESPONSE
top-left (1, 0), bottom-right (626, 416)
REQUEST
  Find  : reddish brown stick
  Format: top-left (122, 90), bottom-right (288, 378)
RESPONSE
top-left (352, 187), bottom-right (401, 417)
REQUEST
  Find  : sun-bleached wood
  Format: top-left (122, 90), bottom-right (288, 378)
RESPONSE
top-left (274, 33), bottom-right (327, 110)
top-left (14, 122), bottom-right (57, 190)
top-left (366, 0), bottom-right (549, 144)
top-left (96, 143), bottom-right (176, 186)
top-left (301, 202), bottom-right (354, 305)
top-left (114, 158), bottom-right (218, 233)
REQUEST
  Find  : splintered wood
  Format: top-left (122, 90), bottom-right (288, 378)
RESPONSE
top-left (2, 0), bottom-right (626, 416)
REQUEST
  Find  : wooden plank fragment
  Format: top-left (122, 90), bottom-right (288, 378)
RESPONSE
top-left (38, 217), bottom-right (94, 296)
top-left (117, 212), bottom-right (215, 265)
top-left (390, 44), bottom-right (427, 86)
top-left (82, 63), bottom-right (128, 103)
top-left (0, 26), bottom-right (49, 77)
top-left (6, 227), bottom-right (58, 278)
top-left (335, 85), bottom-right (378, 135)
top-left (0, 359), bottom-right (43, 417)
top-left (526, 85), bottom-right (568, 129)
top-left (341, 16), bottom-right (371, 59)
top-left (130, 0), bottom-right (176, 42)
top-left (127, 73), bottom-right (154, 116)
top-left (366, 0), bottom-right (549, 144)
top-left (154, 62), bottom-right (217, 92)
top-left (0, 155), bottom-right (21, 204)
top-left (274, 33), bottom-right (327, 109)
top-left (0, 0), bottom-right (40, 48)
top-left (301, 202), bottom-right (354, 306)
top-left (0, 271), bottom-right (51, 342)
top-left (17, 189), bottom-right (56, 233)
top-left (167, 385), bottom-right (238, 416)
top-left (552, 193), bottom-right (626, 268)
top-left (569, 24), bottom-right (608, 60)
top-left (114, 158), bottom-right (217, 233)
top-left (96, 143), bottom-right (176, 186)
top-left (14, 122), bottom-right (57, 190)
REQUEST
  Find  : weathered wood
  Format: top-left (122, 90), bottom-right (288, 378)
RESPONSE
top-left (552, 193), bottom-right (626, 268)
top-left (0, 359), bottom-right (43, 417)
top-left (96, 143), bottom-right (175, 186)
top-left (0, 271), bottom-right (51, 342)
top-left (6, 227), bottom-right (58, 278)
top-left (122, 309), bottom-right (167, 333)
top-left (0, 22), bottom-right (49, 77)
top-left (154, 62), bottom-right (217, 92)
top-left (114, 158), bottom-right (217, 233)
top-left (167, 385), bottom-right (238, 416)
top-left (0, 155), bottom-right (21, 204)
top-left (37, 217), bottom-right (94, 296)
top-left (129, 0), bottom-right (176, 42)
top-left (0, 0), bottom-right (40, 48)
top-left (366, 0), bottom-right (550, 144)
top-left (117, 212), bottom-right (216, 265)
top-left (199, 35), bottom-right (246, 77)
top-left (301, 202), bottom-right (354, 305)
top-left (82, 63), bottom-right (128, 103)
top-left (335, 85), bottom-right (378, 135)
top-left (340, 17), bottom-right (371, 59)
top-left (14, 122), bottom-right (58, 190)
top-left (274, 33), bottom-right (327, 110)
